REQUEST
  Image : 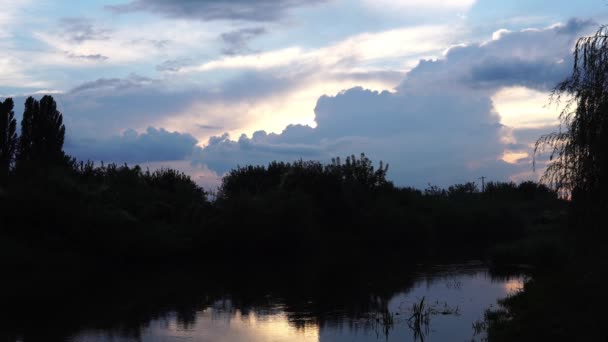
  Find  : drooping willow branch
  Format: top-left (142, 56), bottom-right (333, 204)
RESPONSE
top-left (534, 26), bottom-right (608, 201)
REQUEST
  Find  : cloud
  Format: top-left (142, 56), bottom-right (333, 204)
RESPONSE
top-left (184, 25), bottom-right (455, 74)
top-left (221, 27), bottom-right (267, 55)
top-left (191, 20), bottom-right (591, 187)
top-left (107, 0), bottom-right (328, 22)
top-left (0, 56), bottom-right (50, 91)
top-left (197, 124), bottom-right (224, 130)
top-left (31, 19), bottom-right (214, 68)
top-left (66, 127), bottom-right (198, 163)
top-left (0, 0), bottom-right (31, 40)
top-left (43, 70), bottom-right (308, 141)
top-left (194, 131), bottom-right (325, 174)
top-left (401, 19), bottom-right (595, 93)
top-left (156, 58), bottom-right (195, 72)
top-left (69, 74), bottom-right (157, 94)
top-left (362, 0), bottom-right (476, 12)
top-left (59, 17), bottom-right (111, 43)
top-left (193, 86), bottom-right (513, 187)
top-left (12, 18), bottom-right (588, 189)
top-left (491, 86), bottom-right (561, 128)
top-left (65, 53), bottom-right (109, 62)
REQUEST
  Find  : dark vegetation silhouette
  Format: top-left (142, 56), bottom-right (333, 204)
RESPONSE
top-left (535, 26), bottom-right (608, 230)
top-left (0, 95), bottom-right (563, 271)
top-left (485, 25), bottom-right (608, 341)
top-left (210, 158), bottom-right (560, 264)
top-left (17, 96), bottom-right (66, 170)
top-left (0, 98), bottom-right (17, 184)
top-left (7, 28), bottom-right (607, 337)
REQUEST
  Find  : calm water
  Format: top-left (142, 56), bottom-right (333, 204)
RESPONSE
top-left (9, 264), bottom-right (524, 342)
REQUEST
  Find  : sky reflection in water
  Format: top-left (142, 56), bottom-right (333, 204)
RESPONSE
top-left (69, 266), bottom-right (524, 342)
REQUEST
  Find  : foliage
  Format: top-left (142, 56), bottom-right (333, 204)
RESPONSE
top-left (0, 98), bottom-right (17, 182)
top-left (17, 95), bottom-right (66, 169)
top-left (484, 238), bottom-right (608, 341)
top-left (218, 153), bottom-right (389, 199)
top-left (448, 182), bottom-right (478, 198)
top-left (535, 26), bottom-right (608, 226)
top-left (0, 95), bottom-right (565, 268)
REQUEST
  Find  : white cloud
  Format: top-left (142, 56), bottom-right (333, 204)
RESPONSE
top-left (32, 20), bottom-right (221, 66)
top-left (0, 56), bottom-right (51, 91)
top-left (184, 25), bottom-right (457, 74)
top-left (492, 86), bottom-right (561, 129)
top-left (361, 0), bottom-right (476, 14)
top-left (0, 0), bottom-right (30, 39)
top-left (160, 74), bottom-right (399, 144)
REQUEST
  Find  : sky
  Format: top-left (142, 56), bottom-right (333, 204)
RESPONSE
top-left (1, 0), bottom-right (607, 189)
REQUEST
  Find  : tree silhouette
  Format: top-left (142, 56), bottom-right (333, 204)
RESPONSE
top-left (17, 95), bottom-right (66, 168)
top-left (535, 26), bottom-right (608, 227)
top-left (0, 98), bottom-right (17, 182)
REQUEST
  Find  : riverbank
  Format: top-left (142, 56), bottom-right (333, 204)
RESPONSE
top-left (484, 231), bottom-right (608, 341)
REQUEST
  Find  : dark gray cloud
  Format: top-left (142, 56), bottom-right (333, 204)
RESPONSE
top-left (107, 0), bottom-right (327, 22)
top-left (66, 53), bottom-right (109, 62)
top-left (66, 127), bottom-right (198, 163)
top-left (221, 27), bottom-right (267, 55)
top-left (156, 58), bottom-right (194, 72)
top-left (59, 17), bottom-right (111, 43)
top-left (69, 74), bottom-right (157, 94)
top-left (469, 57), bottom-right (570, 90)
top-left (197, 124), bottom-right (224, 130)
top-left (555, 18), bottom-right (596, 35)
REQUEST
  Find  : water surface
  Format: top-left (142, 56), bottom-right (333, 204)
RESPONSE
top-left (44, 264), bottom-right (525, 342)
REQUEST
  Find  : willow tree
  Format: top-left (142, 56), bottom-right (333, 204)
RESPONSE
top-left (535, 26), bottom-right (608, 227)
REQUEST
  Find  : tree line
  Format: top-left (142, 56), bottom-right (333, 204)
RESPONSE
top-left (0, 95), bottom-right (66, 183)
top-left (0, 93), bottom-right (569, 268)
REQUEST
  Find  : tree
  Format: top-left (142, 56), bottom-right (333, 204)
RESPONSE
top-left (0, 98), bottom-right (17, 182)
top-left (535, 26), bottom-right (608, 227)
top-left (17, 95), bottom-right (66, 168)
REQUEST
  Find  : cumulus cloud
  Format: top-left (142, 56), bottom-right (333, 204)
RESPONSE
top-left (66, 127), bottom-right (198, 163)
top-left (194, 86), bottom-right (511, 186)
top-left (191, 19), bottom-right (592, 187)
top-left (107, 0), bottom-right (328, 22)
top-left (402, 19), bottom-right (595, 92)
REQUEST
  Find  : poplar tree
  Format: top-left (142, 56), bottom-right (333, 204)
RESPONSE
top-left (17, 95), bottom-right (66, 169)
top-left (0, 98), bottom-right (17, 182)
